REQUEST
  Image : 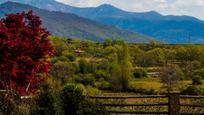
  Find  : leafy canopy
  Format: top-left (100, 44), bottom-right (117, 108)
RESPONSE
top-left (0, 11), bottom-right (54, 95)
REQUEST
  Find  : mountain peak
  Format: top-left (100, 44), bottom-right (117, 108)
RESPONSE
top-left (1, 1), bottom-right (19, 5)
top-left (95, 3), bottom-right (124, 13)
top-left (97, 3), bottom-right (120, 10)
top-left (98, 4), bottom-right (114, 8)
top-left (0, 0), bottom-right (55, 5)
top-left (145, 11), bottom-right (161, 16)
top-left (1, 1), bottom-right (31, 7)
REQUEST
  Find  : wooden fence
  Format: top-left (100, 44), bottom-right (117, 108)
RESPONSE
top-left (1, 90), bottom-right (204, 114)
top-left (89, 92), bottom-right (204, 115)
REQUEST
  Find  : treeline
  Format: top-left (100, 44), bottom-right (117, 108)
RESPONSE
top-left (131, 42), bottom-right (204, 79)
top-left (50, 37), bottom-right (204, 93)
top-left (50, 37), bottom-right (132, 91)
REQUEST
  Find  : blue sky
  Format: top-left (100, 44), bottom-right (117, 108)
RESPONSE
top-left (56, 0), bottom-right (204, 20)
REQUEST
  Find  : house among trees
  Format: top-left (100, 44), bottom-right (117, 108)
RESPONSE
top-left (74, 49), bottom-right (85, 56)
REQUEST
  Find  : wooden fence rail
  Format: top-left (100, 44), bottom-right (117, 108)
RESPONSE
top-left (89, 95), bottom-right (167, 99)
top-left (90, 92), bottom-right (204, 115)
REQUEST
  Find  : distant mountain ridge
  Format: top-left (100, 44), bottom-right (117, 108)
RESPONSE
top-left (0, 1), bottom-right (153, 43)
top-left (1, 0), bottom-right (203, 43)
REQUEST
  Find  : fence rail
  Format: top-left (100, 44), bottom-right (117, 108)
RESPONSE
top-left (89, 95), bottom-right (167, 99)
top-left (90, 92), bottom-right (204, 115)
top-left (103, 103), bottom-right (168, 107)
top-left (180, 95), bottom-right (204, 99)
top-left (107, 111), bottom-right (168, 114)
top-left (181, 104), bottom-right (204, 107)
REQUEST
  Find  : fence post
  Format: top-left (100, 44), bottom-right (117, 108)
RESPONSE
top-left (168, 91), bottom-right (180, 115)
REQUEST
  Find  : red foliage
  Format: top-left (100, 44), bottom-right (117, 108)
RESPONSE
top-left (0, 11), bottom-right (54, 96)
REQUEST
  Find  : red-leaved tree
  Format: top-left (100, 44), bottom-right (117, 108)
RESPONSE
top-left (0, 11), bottom-right (54, 96)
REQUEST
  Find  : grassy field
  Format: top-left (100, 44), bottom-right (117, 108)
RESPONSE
top-left (129, 78), bottom-right (204, 94)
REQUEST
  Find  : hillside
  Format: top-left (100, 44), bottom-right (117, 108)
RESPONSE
top-left (0, 1), bottom-right (153, 43)
top-left (58, 4), bottom-right (204, 44)
top-left (4, 0), bottom-right (204, 43)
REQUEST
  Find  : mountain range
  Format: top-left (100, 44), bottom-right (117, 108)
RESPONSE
top-left (0, 1), bottom-right (152, 43)
top-left (1, 0), bottom-right (204, 43)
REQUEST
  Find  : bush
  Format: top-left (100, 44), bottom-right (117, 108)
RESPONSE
top-left (57, 56), bottom-right (69, 62)
top-left (30, 78), bottom-right (63, 115)
top-left (74, 74), bottom-right (95, 86)
top-left (181, 85), bottom-right (204, 95)
top-left (127, 85), bottom-right (157, 94)
top-left (193, 68), bottom-right (204, 79)
top-left (82, 75), bottom-right (95, 86)
top-left (50, 61), bottom-right (77, 84)
top-left (0, 91), bottom-right (21, 115)
top-left (86, 86), bottom-right (101, 96)
top-left (51, 57), bottom-right (59, 64)
top-left (192, 75), bottom-right (202, 85)
top-left (65, 53), bottom-right (76, 62)
top-left (133, 68), bottom-right (148, 78)
top-left (61, 83), bottom-right (86, 115)
top-left (87, 62), bottom-right (97, 73)
top-left (160, 64), bottom-right (184, 91)
top-left (31, 85), bottom-right (56, 115)
top-left (95, 81), bottom-right (111, 90)
top-left (94, 70), bottom-right (110, 81)
top-left (61, 83), bottom-right (108, 115)
top-left (79, 59), bottom-right (88, 74)
top-left (74, 75), bottom-right (83, 83)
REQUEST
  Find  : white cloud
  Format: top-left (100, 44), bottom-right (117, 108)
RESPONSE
top-left (56, 0), bottom-right (204, 20)
top-left (153, 0), bottom-right (167, 3)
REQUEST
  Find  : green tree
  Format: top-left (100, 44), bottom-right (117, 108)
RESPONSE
top-left (79, 59), bottom-right (88, 74)
top-left (160, 64), bottom-right (184, 91)
top-left (110, 42), bottom-right (132, 91)
top-left (50, 61), bottom-right (77, 84)
top-left (163, 49), bottom-right (176, 64)
top-left (176, 45), bottom-right (202, 78)
top-left (51, 37), bottom-right (68, 56)
top-left (192, 75), bottom-right (203, 85)
top-left (146, 48), bottom-right (165, 66)
top-left (103, 39), bottom-right (113, 48)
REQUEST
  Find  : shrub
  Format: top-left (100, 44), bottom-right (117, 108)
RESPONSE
top-left (51, 57), bottom-right (59, 64)
top-left (133, 68), bottom-right (148, 78)
top-left (94, 70), bottom-right (110, 81)
top-left (146, 48), bottom-right (165, 66)
top-left (160, 64), bottom-right (184, 91)
top-left (128, 86), bottom-right (157, 95)
top-left (95, 81), bottom-right (111, 90)
top-left (86, 86), bottom-right (101, 96)
top-left (61, 83), bottom-right (108, 115)
top-left (127, 84), bottom-right (158, 94)
top-left (193, 68), bottom-right (204, 79)
top-left (74, 75), bottom-right (83, 83)
top-left (82, 75), bottom-right (96, 86)
top-left (181, 85), bottom-right (204, 95)
top-left (30, 78), bottom-right (63, 115)
top-left (65, 53), bottom-right (76, 62)
top-left (87, 62), bottom-right (97, 73)
top-left (79, 59), bottom-right (88, 74)
top-left (31, 85), bottom-right (56, 115)
top-left (50, 61), bottom-right (77, 85)
top-left (192, 75), bottom-right (203, 85)
top-left (57, 56), bottom-right (69, 62)
top-left (61, 83), bottom-right (86, 115)
top-left (0, 91), bottom-right (21, 115)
